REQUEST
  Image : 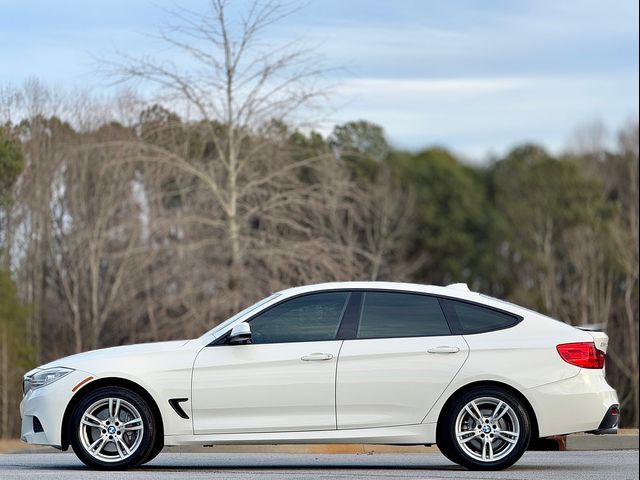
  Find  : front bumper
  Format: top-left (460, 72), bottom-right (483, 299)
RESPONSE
top-left (20, 368), bottom-right (94, 447)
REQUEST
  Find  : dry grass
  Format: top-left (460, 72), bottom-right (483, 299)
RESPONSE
top-left (0, 439), bottom-right (55, 454)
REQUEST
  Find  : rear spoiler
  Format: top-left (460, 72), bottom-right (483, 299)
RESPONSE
top-left (578, 329), bottom-right (609, 354)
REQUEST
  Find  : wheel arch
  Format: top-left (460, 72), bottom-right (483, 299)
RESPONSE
top-left (60, 377), bottom-right (165, 450)
top-left (435, 380), bottom-right (540, 442)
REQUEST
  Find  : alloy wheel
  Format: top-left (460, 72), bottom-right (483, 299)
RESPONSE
top-left (77, 397), bottom-right (144, 462)
top-left (454, 396), bottom-right (520, 462)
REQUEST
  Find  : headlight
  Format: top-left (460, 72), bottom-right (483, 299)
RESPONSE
top-left (23, 367), bottom-right (74, 395)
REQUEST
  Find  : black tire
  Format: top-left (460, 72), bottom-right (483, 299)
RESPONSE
top-left (68, 386), bottom-right (157, 470)
top-left (141, 434), bottom-right (164, 465)
top-left (436, 386), bottom-right (531, 470)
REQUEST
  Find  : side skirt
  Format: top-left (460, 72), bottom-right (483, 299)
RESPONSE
top-left (164, 423), bottom-right (436, 446)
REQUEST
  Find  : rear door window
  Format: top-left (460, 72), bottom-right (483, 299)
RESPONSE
top-left (356, 292), bottom-right (451, 339)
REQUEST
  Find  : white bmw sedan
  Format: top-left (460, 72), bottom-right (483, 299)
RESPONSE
top-left (21, 282), bottom-right (619, 470)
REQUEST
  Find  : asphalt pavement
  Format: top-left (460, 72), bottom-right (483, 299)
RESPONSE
top-left (0, 450), bottom-right (638, 480)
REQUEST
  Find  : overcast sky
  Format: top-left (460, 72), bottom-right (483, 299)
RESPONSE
top-left (1, 0), bottom-right (638, 159)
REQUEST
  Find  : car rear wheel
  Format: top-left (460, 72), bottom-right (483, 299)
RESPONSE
top-left (437, 387), bottom-right (531, 470)
top-left (69, 386), bottom-right (156, 470)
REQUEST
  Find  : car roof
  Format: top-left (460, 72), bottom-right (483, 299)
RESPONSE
top-left (277, 281), bottom-right (481, 302)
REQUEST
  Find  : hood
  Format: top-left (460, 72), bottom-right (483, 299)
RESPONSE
top-left (37, 340), bottom-right (191, 371)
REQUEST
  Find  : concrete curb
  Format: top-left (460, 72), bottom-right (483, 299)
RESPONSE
top-left (566, 434), bottom-right (639, 451)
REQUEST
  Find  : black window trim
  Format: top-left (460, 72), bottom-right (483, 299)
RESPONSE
top-left (209, 288), bottom-right (524, 346)
top-left (335, 291), bottom-right (363, 340)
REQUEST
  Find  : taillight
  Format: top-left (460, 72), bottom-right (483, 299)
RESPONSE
top-left (556, 342), bottom-right (605, 369)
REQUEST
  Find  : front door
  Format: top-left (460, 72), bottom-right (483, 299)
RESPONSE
top-left (192, 291), bottom-right (350, 434)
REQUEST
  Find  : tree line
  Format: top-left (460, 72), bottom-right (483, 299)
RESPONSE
top-left (0, 0), bottom-right (638, 437)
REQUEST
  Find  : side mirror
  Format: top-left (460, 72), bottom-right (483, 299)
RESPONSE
top-left (228, 323), bottom-right (252, 344)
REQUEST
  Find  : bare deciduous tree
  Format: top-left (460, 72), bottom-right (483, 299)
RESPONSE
top-left (104, 0), bottom-right (363, 317)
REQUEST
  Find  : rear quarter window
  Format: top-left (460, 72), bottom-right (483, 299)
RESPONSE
top-left (440, 298), bottom-right (520, 334)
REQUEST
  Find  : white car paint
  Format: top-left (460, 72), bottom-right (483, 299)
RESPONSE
top-left (192, 340), bottom-right (343, 433)
top-left (336, 335), bottom-right (468, 429)
top-left (20, 281), bottom-right (618, 453)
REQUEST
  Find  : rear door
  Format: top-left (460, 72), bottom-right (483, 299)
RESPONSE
top-left (336, 291), bottom-right (468, 429)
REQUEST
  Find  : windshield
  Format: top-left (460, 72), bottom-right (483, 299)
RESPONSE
top-left (200, 293), bottom-right (281, 338)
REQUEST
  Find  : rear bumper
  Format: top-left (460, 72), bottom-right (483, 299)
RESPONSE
top-left (525, 370), bottom-right (619, 437)
top-left (589, 405), bottom-right (620, 435)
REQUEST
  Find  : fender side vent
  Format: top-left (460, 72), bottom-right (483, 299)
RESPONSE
top-left (169, 398), bottom-right (190, 419)
top-left (33, 416), bottom-right (44, 433)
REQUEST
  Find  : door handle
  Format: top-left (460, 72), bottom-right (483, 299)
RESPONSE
top-left (301, 353), bottom-right (334, 361)
top-left (427, 346), bottom-right (460, 354)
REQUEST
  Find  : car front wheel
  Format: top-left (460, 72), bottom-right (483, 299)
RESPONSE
top-left (69, 386), bottom-right (156, 470)
top-left (437, 387), bottom-right (531, 470)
